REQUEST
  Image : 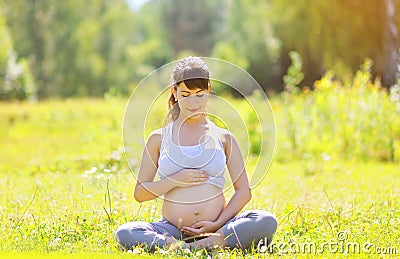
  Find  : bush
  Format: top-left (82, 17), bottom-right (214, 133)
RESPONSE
top-left (275, 59), bottom-right (400, 162)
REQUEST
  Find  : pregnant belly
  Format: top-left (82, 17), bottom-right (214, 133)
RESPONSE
top-left (162, 184), bottom-right (226, 229)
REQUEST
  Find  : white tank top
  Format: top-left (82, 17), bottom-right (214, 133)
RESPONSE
top-left (157, 120), bottom-right (226, 189)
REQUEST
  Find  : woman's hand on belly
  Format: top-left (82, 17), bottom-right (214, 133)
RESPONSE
top-left (181, 220), bottom-right (220, 236)
top-left (169, 169), bottom-right (209, 188)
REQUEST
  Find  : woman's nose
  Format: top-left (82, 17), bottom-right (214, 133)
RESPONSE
top-left (188, 95), bottom-right (198, 104)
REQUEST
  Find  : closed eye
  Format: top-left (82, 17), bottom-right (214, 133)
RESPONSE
top-left (181, 93), bottom-right (206, 98)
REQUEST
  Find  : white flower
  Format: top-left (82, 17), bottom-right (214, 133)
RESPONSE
top-left (82, 166), bottom-right (97, 178)
top-left (322, 152), bottom-right (331, 162)
top-left (111, 151), bottom-right (121, 161)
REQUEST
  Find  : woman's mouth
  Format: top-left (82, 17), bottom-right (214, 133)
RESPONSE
top-left (187, 107), bottom-right (200, 113)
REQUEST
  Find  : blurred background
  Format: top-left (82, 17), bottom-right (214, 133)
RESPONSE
top-left (1, 0), bottom-right (399, 100)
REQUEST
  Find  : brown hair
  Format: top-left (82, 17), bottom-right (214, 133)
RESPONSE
top-left (168, 57), bottom-right (211, 121)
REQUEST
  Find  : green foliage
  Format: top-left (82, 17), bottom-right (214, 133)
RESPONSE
top-left (277, 59), bottom-right (400, 162)
top-left (2, 0), bottom-right (400, 97)
top-left (160, 0), bottom-right (223, 56)
top-left (0, 5), bottom-right (36, 101)
top-left (2, 0), bottom-right (138, 98)
top-left (283, 51), bottom-right (304, 94)
top-left (213, 0), bottom-right (282, 92)
top-left (212, 42), bottom-right (249, 71)
top-left (0, 10), bottom-right (10, 70)
top-left (270, 0), bottom-right (400, 87)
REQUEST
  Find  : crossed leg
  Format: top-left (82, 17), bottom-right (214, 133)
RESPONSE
top-left (116, 210), bottom-right (277, 252)
top-left (169, 210), bottom-right (277, 250)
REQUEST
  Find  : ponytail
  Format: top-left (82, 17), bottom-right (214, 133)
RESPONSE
top-left (168, 86), bottom-right (180, 121)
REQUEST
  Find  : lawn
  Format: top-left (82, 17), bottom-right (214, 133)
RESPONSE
top-left (1, 75), bottom-right (399, 258)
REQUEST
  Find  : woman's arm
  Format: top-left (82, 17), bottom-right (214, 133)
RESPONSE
top-left (133, 132), bottom-right (176, 203)
top-left (213, 132), bottom-right (252, 228)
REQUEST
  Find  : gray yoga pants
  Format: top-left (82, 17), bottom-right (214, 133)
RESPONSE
top-left (115, 209), bottom-right (277, 252)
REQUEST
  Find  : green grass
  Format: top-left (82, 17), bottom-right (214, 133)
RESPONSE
top-left (1, 71), bottom-right (400, 258)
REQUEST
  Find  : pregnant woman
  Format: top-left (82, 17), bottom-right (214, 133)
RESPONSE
top-left (116, 56), bottom-right (277, 252)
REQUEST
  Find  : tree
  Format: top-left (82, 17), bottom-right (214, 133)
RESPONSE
top-left (380, 0), bottom-right (398, 87)
top-left (3, 0), bottom-right (138, 98)
top-left (270, 0), bottom-right (400, 88)
top-left (160, 0), bottom-right (223, 56)
top-left (212, 0), bottom-right (282, 93)
top-left (0, 2), bottom-right (36, 100)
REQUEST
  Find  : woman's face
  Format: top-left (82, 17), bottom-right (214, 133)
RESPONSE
top-left (173, 81), bottom-right (210, 120)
